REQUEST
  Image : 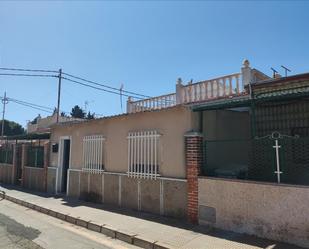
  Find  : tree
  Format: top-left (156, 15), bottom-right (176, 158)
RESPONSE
top-left (0, 120), bottom-right (25, 136)
top-left (70, 105), bottom-right (86, 119)
top-left (86, 111), bottom-right (95, 120)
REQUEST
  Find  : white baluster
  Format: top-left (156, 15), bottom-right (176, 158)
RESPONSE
top-left (236, 75), bottom-right (240, 94)
top-left (229, 76), bottom-right (233, 95)
top-left (211, 81), bottom-right (214, 98)
top-left (223, 78), bottom-right (226, 96)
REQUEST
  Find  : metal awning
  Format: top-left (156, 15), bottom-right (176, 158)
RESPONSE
top-left (190, 96), bottom-right (251, 112)
top-left (191, 85), bottom-right (309, 112)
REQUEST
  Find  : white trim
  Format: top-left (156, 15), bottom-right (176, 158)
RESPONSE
top-left (68, 168), bottom-right (81, 172)
top-left (101, 174), bottom-right (104, 203)
top-left (24, 166), bottom-right (44, 170)
top-left (57, 136), bottom-right (72, 194)
top-left (48, 166), bottom-right (58, 170)
top-left (118, 175), bottom-right (122, 206)
top-left (104, 171), bottom-right (127, 176)
top-left (67, 168), bottom-right (70, 196)
top-left (78, 170), bottom-right (81, 197)
top-left (63, 168), bottom-right (187, 182)
top-left (160, 179), bottom-right (164, 215)
top-left (137, 179), bottom-right (141, 211)
top-left (87, 173), bottom-right (90, 193)
top-left (55, 167), bottom-right (58, 194)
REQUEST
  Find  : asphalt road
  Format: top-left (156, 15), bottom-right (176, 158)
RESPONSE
top-left (0, 199), bottom-right (138, 249)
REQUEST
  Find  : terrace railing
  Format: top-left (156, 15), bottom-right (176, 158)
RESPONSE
top-left (127, 73), bottom-right (248, 113)
top-left (127, 93), bottom-right (176, 113)
top-left (180, 73), bottom-right (243, 104)
top-left (126, 60), bottom-right (264, 113)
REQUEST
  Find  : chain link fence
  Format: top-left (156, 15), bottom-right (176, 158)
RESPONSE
top-left (203, 134), bottom-right (309, 186)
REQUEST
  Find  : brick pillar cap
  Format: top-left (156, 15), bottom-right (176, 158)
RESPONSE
top-left (184, 131), bottom-right (203, 137)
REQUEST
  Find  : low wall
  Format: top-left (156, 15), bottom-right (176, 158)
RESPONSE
top-left (47, 167), bottom-right (57, 193)
top-left (66, 169), bottom-right (187, 219)
top-left (0, 163), bottom-right (13, 184)
top-left (23, 166), bottom-right (45, 192)
top-left (198, 177), bottom-right (309, 248)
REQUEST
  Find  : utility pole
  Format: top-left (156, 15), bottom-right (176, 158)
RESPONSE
top-left (56, 69), bottom-right (62, 123)
top-left (1, 91), bottom-right (8, 138)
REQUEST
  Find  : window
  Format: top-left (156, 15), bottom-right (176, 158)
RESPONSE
top-left (82, 135), bottom-right (105, 173)
top-left (127, 130), bottom-right (161, 179)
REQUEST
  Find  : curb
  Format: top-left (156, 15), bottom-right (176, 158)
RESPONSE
top-left (1, 193), bottom-right (172, 249)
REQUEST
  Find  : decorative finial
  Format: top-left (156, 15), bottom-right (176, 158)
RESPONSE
top-left (243, 59), bottom-right (250, 68)
top-left (177, 77), bottom-right (182, 85)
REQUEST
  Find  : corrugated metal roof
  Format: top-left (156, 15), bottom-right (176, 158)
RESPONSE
top-left (191, 95), bottom-right (251, 111)
top-left (255, 86), bottom-right (309, 101)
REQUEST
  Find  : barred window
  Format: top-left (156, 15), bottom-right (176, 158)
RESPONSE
top-left (82, 135), bottom-right (105, 173)
top-left (127, 130), bottom-right (161, 179)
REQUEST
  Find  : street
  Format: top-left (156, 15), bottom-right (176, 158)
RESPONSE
top-left (0, 199), bottom-right (138, 249)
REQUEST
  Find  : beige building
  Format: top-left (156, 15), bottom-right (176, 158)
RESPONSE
top-left (48, 106), bottom-right (199, 218)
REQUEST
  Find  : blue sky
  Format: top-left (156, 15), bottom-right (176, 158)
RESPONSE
top-left (0, 1), bottom-right (309, 127)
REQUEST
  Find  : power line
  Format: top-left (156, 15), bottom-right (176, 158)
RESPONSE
top-left (0, 67), bottom-right (152, 99)
top-left (7, 97), bottom-right (55, 111)
top-left (61, 76), bottom-right (143, 99)
top-left (0, 67), bottom-right (58, 73)
top-left (0, 73), bottom-right (57, 78)
top-left (62, 72), bottom-right (152, 99)
top-left (1, 96), bottom-right (104, 119)
top-left (9, 99), bottom-right (53, 113)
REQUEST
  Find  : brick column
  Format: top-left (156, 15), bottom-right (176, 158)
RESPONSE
top-left (185, 131), bottom-right (203, 224)
top-left (43, 142), bottom-right (50, 192)
top-left (21, 144), bottom-right (28, 187)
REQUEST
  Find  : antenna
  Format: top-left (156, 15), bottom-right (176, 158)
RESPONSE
top-left (281, 65), bottom-right (291, 77)
top-left (271, 67), bottom-right (278, 78)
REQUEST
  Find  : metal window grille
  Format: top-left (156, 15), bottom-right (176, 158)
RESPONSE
top-left (82, 135), bottom-right (105, 174)
top-left (127, 130), bottom-right (161, 179)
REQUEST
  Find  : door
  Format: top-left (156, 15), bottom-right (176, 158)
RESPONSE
top-left (57, 138), bottom-right (71, 194)
top-left (61, 139), bottom-right (70, 193)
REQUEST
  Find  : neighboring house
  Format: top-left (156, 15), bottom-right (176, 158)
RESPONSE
top-left (27, 113), bottom-right (83, 134)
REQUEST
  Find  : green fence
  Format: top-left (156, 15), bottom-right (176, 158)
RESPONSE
top-left (203, 136), bottom-right (309, 186)
top-left (0, 144), bottom-right (13, 164)
top-left (27, 146), bottom-right (44, 168)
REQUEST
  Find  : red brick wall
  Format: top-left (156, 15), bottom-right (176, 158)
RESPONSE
top-left (185, 132), bottom-right (203, 224)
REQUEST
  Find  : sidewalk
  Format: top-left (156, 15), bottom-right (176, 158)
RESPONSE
top-left (0, 185), bottom-right (302, 249)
